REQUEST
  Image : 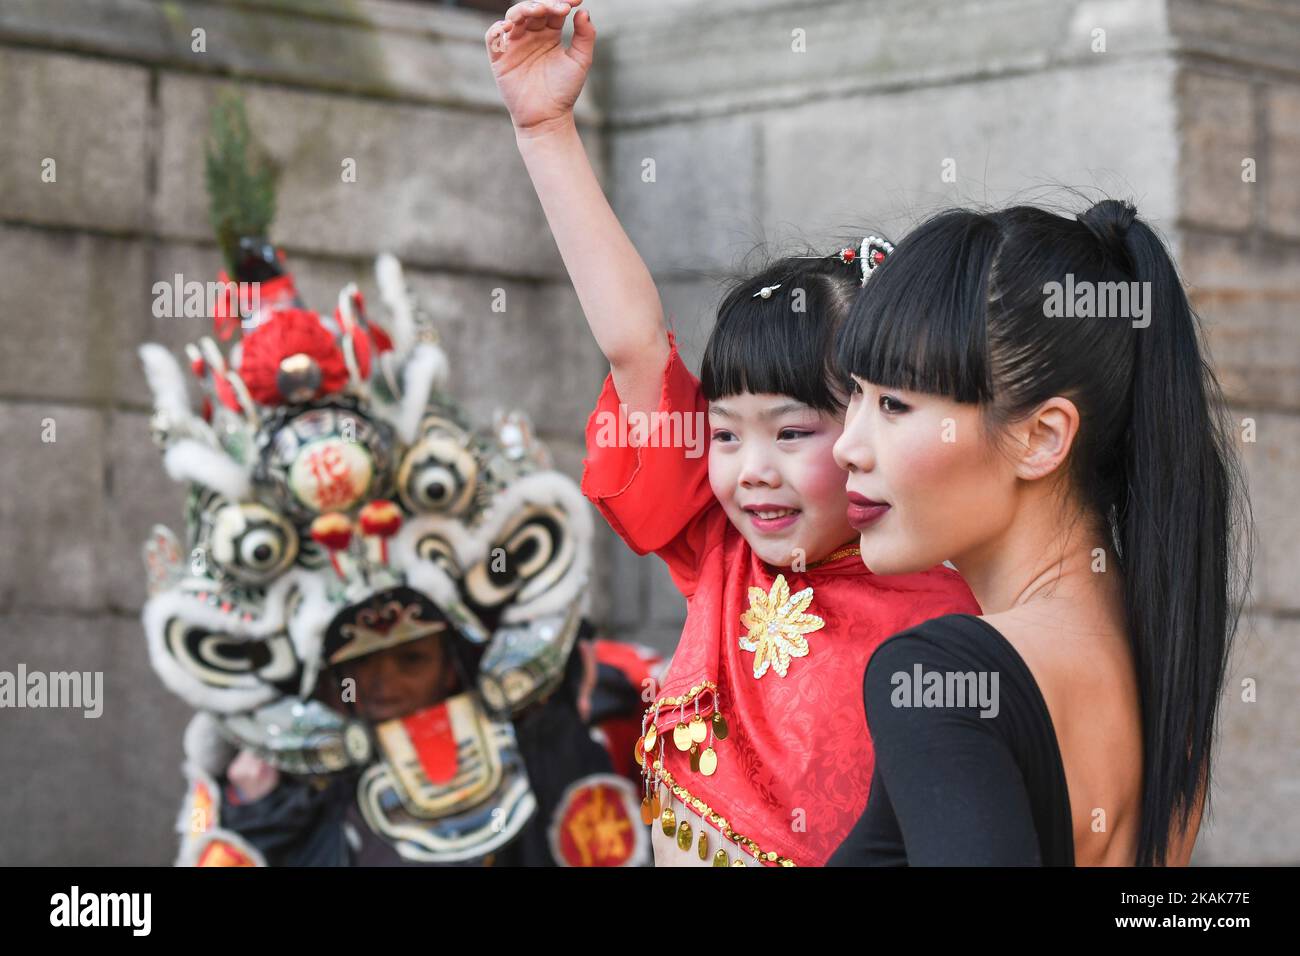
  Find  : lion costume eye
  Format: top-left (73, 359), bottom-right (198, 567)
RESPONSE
top-left (415, 533), bottom-right (462, 579)
top-left (163, 617), bottom-right (300, 695)
top-left (407, 462), bottom-right (458, 509)
top-left (464, 506), bottom-right (572, 612)
top-left (397, 428), bottom-right (478, 516)
top-left (209, 503), bottom-right (299, 584)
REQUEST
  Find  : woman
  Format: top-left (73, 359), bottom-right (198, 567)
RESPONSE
top-left (484, 0), bottom-right (979, 866)
top-left (827, 200), bottom-right (1250, 866)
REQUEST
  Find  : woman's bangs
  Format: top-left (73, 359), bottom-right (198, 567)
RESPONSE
top-left (835, 211), bottom-right (1000, 404)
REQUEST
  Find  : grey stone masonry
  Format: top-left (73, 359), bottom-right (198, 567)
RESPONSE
top-left (595, 0), bottom-right (1300, 866)
top-left (0, 0), bottom-right (1295, 864)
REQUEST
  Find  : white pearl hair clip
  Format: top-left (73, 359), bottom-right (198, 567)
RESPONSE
top-left (857, 235), bottom-right (895, 286)
top-left (761, 235), bottom-right (896, 300)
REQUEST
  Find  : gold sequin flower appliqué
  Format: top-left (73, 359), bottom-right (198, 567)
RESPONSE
top-left (738, 573), bottom-right (825, 679)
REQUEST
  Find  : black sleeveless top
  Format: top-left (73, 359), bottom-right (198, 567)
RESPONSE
top-left (827, 614), bottom-right (1075, 866)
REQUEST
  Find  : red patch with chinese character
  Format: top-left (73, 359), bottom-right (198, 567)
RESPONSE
top-left (551, 776), bottom-right (643, 867)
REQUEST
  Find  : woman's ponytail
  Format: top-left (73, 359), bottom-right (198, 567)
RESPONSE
top-left (1081, 199), bottom-right (1249, 865)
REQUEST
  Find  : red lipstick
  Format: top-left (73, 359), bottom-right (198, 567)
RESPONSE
top-left (846, 491), bottom-right (889, 528)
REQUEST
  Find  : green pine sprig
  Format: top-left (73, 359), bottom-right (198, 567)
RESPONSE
top-left (205, 89), bottom-right (278, 274)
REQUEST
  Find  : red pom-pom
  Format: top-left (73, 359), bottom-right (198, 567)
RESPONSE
top-left (190, 356), bottom-right (207, 378)
top-left (238, 309), bottom-right (348, 406)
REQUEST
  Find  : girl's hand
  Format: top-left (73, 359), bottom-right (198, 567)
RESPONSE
top-left (226, 748), bottom-right (280, 803)
top-left (486, 1), bottom-right (596, 136)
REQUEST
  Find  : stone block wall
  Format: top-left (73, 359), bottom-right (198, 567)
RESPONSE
top-left (0, 0), bottom-right (1294, 864)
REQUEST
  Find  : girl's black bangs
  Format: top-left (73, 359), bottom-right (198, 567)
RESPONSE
top-left (702, 270), bottom-right (851, 413)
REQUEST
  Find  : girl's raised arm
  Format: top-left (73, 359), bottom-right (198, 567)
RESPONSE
top-left (486, 1), bottom-right (670, 418)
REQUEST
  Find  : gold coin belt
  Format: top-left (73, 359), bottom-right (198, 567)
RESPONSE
top-left (633, 680), bottom-right (796, 867)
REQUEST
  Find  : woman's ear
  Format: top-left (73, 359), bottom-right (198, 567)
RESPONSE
top-left (1012, 396), bottom-right (1080, 481)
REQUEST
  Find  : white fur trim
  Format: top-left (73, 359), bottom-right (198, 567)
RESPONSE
top-left (163, 440), bottom-right (252, 500)
top-left (375, 252), bottom-right (416, 357)
top-left (284, 571), bottom-right (336, 696)
top-left (182, 712), bottom-right (237, 779)
top-left (396, 343), bottom-right (449, 444)
top-left (402, 558), bottom-right (477, 628)
top-left (139, 343), bottom-right (193, 421)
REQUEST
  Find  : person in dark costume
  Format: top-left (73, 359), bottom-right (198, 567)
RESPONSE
top-left (139, 95), bottom-right (655, 867)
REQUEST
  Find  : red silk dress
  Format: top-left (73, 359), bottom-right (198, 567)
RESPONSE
top-left (580, 331), bottom-right (980, 866)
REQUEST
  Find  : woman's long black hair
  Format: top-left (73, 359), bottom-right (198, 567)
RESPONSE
top-left (836, 199), bottom-right (1250, 865)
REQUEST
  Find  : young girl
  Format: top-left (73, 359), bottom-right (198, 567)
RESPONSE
top-left (826, 200), bottom-right (1249, 866)
top-left (486, 0), bottom-right (979, 866)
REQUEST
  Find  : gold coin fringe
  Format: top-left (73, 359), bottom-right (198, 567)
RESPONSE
top-left (650, 680), bottom-right (718, 711)
top-left (649, 758), bottom-right (795, 867)
top-left (634, 618), bottom-right (841, 868)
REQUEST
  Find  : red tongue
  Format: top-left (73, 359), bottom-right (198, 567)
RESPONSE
top-left (402, 703), bottom-right (458, 784)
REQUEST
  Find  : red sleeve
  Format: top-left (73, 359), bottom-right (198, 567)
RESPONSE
top-left (580, 331), bottom-right (721, 596)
